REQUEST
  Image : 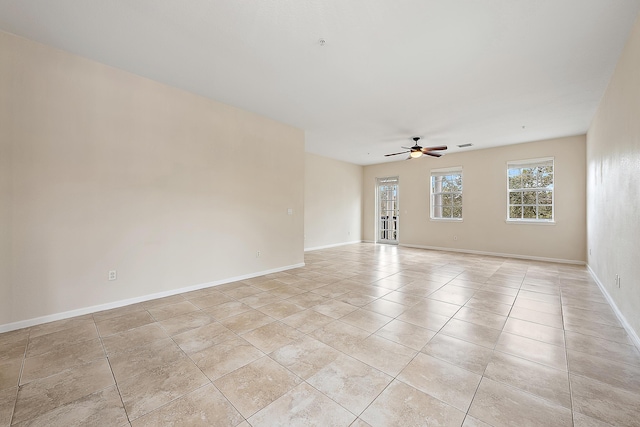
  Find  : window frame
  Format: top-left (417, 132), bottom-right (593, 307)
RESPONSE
top-left (430, 166), bottom-right (463, 221)
top-left (506, 157), bottom-right (555, 223)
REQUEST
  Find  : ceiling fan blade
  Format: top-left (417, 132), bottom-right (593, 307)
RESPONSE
top-left (424, 151), bottom-right (443, 157)
top-left (421, 145), bottom-right (447, 152)
top-left (385, 151), bottom-right (411, 157)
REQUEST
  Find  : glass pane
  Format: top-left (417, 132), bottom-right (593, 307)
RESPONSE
top-left (442, 194), bottom-right (453, 205)
top-left (509, 206), bottom-right (522, 219)
top-left (538, 206), bottom-right (552, 219)
top-left (539, 171), bottom-right (553, 188)
top-left (442, 207), bottom-right (452, 218)
top-left (452, 206), bottom-right (462, 218)
top-left (523, 191), bottom-right (537, 204)
top-left (523, 205), bottom-right (537, 218)
top-left (453, 194), bottom-right (462, 207)
top-left (522, 168), bottom-right (536, 188)
top-left (509, 192), bottom-right (522, 205)
top-left (508, 169), bottom-right (522, 189)
top-left (539, 190), bottom-right (552, 204)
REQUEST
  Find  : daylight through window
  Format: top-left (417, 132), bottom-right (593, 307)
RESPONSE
top-left (507, 158), bottom-right (554, 221)
top-left (431, 168), bottom-right (463, 220)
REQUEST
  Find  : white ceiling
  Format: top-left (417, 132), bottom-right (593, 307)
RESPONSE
top-left (1, 1), bottom-right (639, 165)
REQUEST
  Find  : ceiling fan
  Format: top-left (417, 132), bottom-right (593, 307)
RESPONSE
top-left (385, 137), bottom-right (447, 159)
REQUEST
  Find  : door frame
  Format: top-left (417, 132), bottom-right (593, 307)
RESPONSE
top-left (375, 176), bottom-right (399, 245)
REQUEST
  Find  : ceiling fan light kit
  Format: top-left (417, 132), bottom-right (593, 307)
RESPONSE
top-left (385, 137), bottom-right (447, 160)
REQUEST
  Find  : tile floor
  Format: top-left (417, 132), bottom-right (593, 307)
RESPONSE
top-left (1, 243), bottom-right (640, 426)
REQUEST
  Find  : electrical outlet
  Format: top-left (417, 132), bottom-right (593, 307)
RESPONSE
top-left (108, 270), bottom-right (117, 281)
top-left (256, 251), bottom-right (261, 258)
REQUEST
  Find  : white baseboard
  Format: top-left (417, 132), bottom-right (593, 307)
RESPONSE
top-left (0, 262), bottom-right (305, 334)
top-left (399, 243), bottom-right (585, 265)
top-left (304, 240), bottom-right (363, 252)
top-left (587, 264), bottom-right (640, 351)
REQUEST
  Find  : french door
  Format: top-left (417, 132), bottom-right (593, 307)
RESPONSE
top-left (377, 177), bottom-right (399, 244)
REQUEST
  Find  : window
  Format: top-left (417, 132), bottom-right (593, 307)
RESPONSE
top-left (431, 167), bottom-right (463, 220)
top-left (507, 158), bottom-right (554, 222)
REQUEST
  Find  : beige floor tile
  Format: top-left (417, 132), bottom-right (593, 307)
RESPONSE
top-left (257, 300), bottom-right (306, 319)
top-left (0, 338), bottom-right (28, 362)
top-left (360, 380), bottom-right (465, 427)
top-left (502, 317), bottom-right (565, 346)
top-left (336, 291), bottom-right (378, 307)
top-left (219, 310), bottom-right (275, 334)
top-left (568, 349), bottom-right (640, 395)
top-left (517, 289), bottom-right (561, 304)
top-left (462, 415), bottom-right (493, 427)
top-left (562, 305), bottom-right (621, 328)
top-left (21, 338), bottom-right (105, 384)
top-left (307, 353), bottom-right (392, 415)
top-left (361, 298), bottom-right (408, 317)
top-left (283, 292), bottom-right (330, 308)
top-left (187, 292), bottom-right (233, 309)
top-left (147, 300), bottom-right (199, 321)
top-left (12, 386), bottom-right (127, 427)
top-left (221, 285), bottom-right (263, 299)
top-left (472, 290), bottom-right (516, 305)
top-left (374, 319), bottom-right (436, 350)
top-left (495, 332), bottom-right (567, 371)
top-left (130, 384), bottom-right (243, 427)
top-left (203, 301), bottom-right (252, 320)
top-left (310, 300), bottom-right (359, 319)
top-left (280, 309), bottom-right (335, 333)
top-left (398, 353), bottom-right (481, 411)
top-left (28, 317), bottom-right (94, 339)
top-left (92, 304), bottom-right (147, 323)
top-left (108, 338), bottom-right (184, 382)
top-left (339, 309), bottom-right (393, 333)
top-left (118, 357), bottom-right (209, 420)
top-left (239, 291), bottom-right (283, 308)
top-left (484, 351), bottom-right (571, 408)
top-left (214, 356), bottom-right (302, 418)
top-left (350, 418), bottom-right (373, 427)
top-left (172, 321), bottom-right (236, 354)
top-left (573, 411), bottom-right (615, 427)
top-left (268, 336), bottom-right (341, 379)
top-left (509, 306), bottom-right (564, 329)
top-left (380, 291), bottom-right (424, 307)
top-left (468, 377), bottom-right (572, 427)
top-left (12, 358), bottom-right (115, 425)
top-left (310, 320), bottom-right (370, 353)
top-left (27, 323), bottom-right (99, 357)
top-left (410, 299), bottom-right (461, 317)
top-left (248, 382), bottom-right (356, 426)
top-left (180, 287), bottom-right (219, 300)
top-left (310, 283), bottom-right (352, 298)
top-left (480, 284), bottom-right (519, 296)
top-left (513, 297), bottom-right (562, 315)
top-left (464, 298), bottom-right (512, 316)
top-left (0, 387), bottom-right (17, 426)
top-left (439, 318), bottom-right (501, 349)
top-left (565, 330), bottom-right (640, 366)
top-left (0, 358), bottom-right (21, 391)
top-left (141, 294), bottom-right (187, 310)
top-left (241, 322), bottom-right (304, 353)
top-left (158, 310), bottom-right (215, 336)
top-left (268, 285), bottom-right (306, 299)
top-left (453, 306), bottom-right (507, 330)
top-left (570, 373), bottom-right (640, 427)
top-left (422, 334), bottom-right (494, 374)
top-left (346, 334), bottom-right (416, 376)
top-left (564, 318), bottom-right (633, 345)
top-left (95, 311), bottom-right (154, 337)
top-left (396, 306), bottom-right (450, 331)
top-left (428, 286), bottom-right (477, 305)
top-left (101, 323), bottom-right (169, 355)
top-left (191, 336), bottom-right (264, 381)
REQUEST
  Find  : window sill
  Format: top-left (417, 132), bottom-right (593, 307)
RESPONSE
top-left (505, 220), bottom-right (555, 225)
top-left (431, 218), bottom-right (463, 223)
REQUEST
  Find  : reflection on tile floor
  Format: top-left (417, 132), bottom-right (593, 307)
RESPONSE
top-left (1, 243), bottom-right (640, 426)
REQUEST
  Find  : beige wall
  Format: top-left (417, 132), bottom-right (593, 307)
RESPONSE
top-left (363, 135), bottom-right (586, 263)
top-left (0, 32), bottom-right (305, 328)
top-left (587, 15), bottom-right (640, 339)
top-left (304, 153), bottom-right (363, 250)
top-left (0, 41), bottom-right (10, 325)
